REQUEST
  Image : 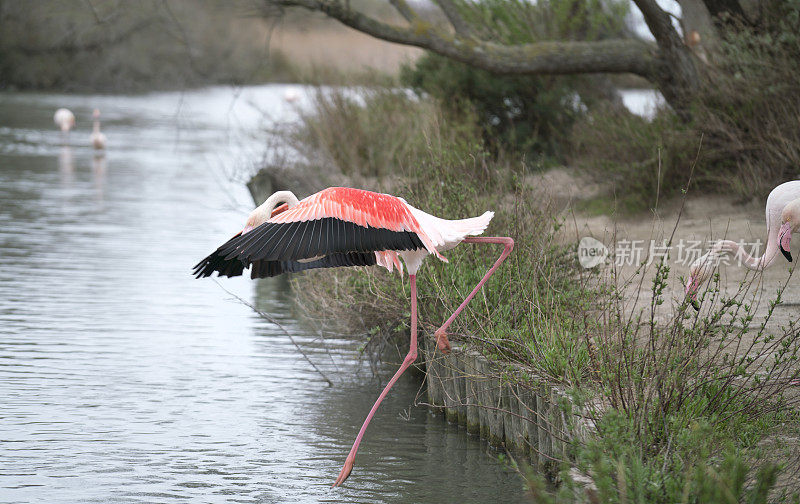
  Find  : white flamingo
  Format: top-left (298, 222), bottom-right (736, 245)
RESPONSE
top-left (283, 87), bottom-right (300, 103)
top-left (90, 109), bottom-right (107, 150)
top-left (685, 180), bottom-right (800, 309)
top-left (53, 108), bottom-right (75, 138)
top-left (194, 187), bottom-right (514, 487)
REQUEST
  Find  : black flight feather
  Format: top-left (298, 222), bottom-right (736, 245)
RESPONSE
top-left (193, 217), bottom-right (425, 279)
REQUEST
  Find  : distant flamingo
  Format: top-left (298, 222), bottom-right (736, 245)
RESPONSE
top-left (283, 87), bottom-right (300, 103)
top-left (90, 109), bottom-right (107, 150)
top-left (53, 108), bottom-right (75, 138)
top-left (685, 180), bottom-right (800, 310)
top-left (193, 187), bottom-right (514, 486)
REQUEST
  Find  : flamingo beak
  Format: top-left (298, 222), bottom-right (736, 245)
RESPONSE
top-left (271, 203), bottom-right (289, 217)
top-left (779, 222), bottom-right (792, 262)
top-left (685, 276), bottom-right (700, 312)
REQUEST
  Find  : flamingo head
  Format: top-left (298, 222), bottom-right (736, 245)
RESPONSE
top-left (779, 199), bottom-right (800, 263)
top-left (93, 108), bottom-right (101, 119)
top-left (242, 190), bottom-right (299, 234)
top-left (685, 256), bottom-right (713, 312)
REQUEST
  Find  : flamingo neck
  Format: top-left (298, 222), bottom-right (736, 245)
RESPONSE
top-left (248, 190), bottom-right (300, 229)
top-left (261, 191), bottom-right (299, 213)
top-left (92, 120), bottom-right (100, 133)
top-left (709, 235), bottom-right (779, 272)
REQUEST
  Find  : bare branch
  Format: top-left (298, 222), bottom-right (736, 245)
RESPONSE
top-left (269, 0), bottom-right (656, 78)
top-left (432, 0), bottom-right (473, 38)
top-left (215, 280), bottom-right (335, 388)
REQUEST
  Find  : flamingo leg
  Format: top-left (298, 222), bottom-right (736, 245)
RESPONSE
top-left (434, 236), bottom-right (514, 353)
top-left (332, 274), bottom-right (419, 487)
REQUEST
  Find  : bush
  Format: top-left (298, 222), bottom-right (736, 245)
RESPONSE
top-left (565, 413), bottom-right (782, 504)
top-left (401, 53), bottom-right (585, 162)
top-left (567, 254), bottom-right (800, 502)
top-left (569, 104), bottom-right (698, 213)
top-left (288, 88), bottom-right (482, 180)
top-left (692, 0), bottom-right (800, 200)
top-left (399, 0), bottom-right (633, 163)
top-left (570, 0), bottom-right (800, 212)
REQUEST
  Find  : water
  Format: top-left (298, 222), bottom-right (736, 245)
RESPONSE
top-left (619, 88), bottom-right (666, 120)
top-left (0, 86), bottom-right (529, 503)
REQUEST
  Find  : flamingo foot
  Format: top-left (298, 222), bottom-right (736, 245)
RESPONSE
top-left (332, 456), bottom-right (354, 487)
top-left (434, 328), bottom-right (451, 354)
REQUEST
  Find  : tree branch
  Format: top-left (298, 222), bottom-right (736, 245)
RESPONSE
top-left (632, 0), bottom-right (683, 50)
top-left (432, 0), bottom-right (473, 38)
top-left (632, 0), bottom-right (702, 111)
top-left (270, 0), bottom-right (656, 78)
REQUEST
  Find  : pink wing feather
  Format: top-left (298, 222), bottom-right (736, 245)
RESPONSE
top-left (269, 187), bottom-right (442, 260)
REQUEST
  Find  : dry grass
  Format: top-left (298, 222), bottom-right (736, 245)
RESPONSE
top-left (268, 26), bottom-right (421, 75)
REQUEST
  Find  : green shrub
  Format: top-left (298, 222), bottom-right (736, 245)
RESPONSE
top-left (289, 88), bottom-right (482, 179)
top-left (401, 53), bottom-right (585, 161)
top-left (399, 0), bottom-right (633, 163)
top-left (691, 0), bottom-right (800, 200)
top-left (569, 104), bottom-right (698, 213)
top-left (570, 0), bottom-right (800, 212)
top-left (569, 412), bottom-right (782, 504)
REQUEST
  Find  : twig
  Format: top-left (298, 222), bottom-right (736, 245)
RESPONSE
top-left (214, 280), bottom-right (335, 387)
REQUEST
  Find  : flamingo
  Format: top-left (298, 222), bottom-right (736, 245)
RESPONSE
top-left (53, 108), bottom-right (75, 137)
top-left (685, 180), bottom-right (800, 310)
top-left (193, 187), bottom-right (514, 486)
top-left (283, 87), bottom-right (300, 103)
top-left (90, 109), bottom-right (107, 150)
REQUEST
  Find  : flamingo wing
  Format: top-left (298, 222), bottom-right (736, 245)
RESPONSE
top-left (193, 188), bottom-right (435, 279)
top-left (248, 252), bottom-right (377, 278)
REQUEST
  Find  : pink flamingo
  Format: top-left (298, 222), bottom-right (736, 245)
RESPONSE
top-left (90, 109), bottom-right (107, 150)
top-left (685, 180), bottom-right (800, 310)
top-left (194, 187), bottom-right (514, 486)
top-left (53, 108), bottom-right (75, 138)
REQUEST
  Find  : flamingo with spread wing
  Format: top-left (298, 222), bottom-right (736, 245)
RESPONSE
top-left (194, 187), bottom-right (514, 486)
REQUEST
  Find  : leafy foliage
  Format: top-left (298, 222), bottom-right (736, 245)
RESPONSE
top-left (399, 0), bottom-right (630, 163)
top-left (691, 0), bottom-right (800, 200)
top-left (572, 0), bottom-right (800, 213)
top-left (444, 0), bottom-right (629, 43)
top-left (569, 104), bottom-right (698, 213)
top-left (401, 53), bottom-right (584, 161)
